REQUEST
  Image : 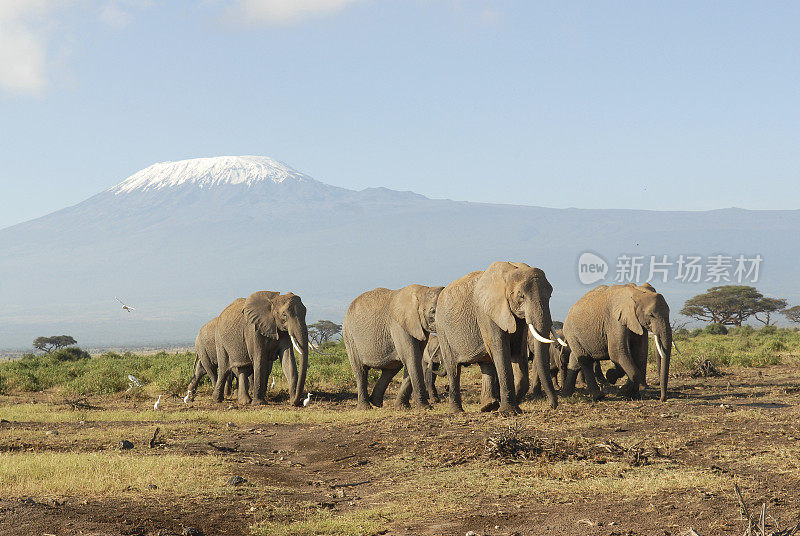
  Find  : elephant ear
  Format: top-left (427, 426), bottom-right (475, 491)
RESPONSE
top-left (474, 262), bottom-right (517, 333)
top-left (615, 291), bottom-right (644, 336)
top-left (391, 287), bottom-right (426, 341)
top-left (242, 291), bottom-right (280, 339)
top-left (639, 282), bottom-right (657, 293)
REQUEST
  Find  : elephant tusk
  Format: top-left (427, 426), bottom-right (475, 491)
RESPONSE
top-left (529, 324), bottom-right (555, 344)
top-left (290, 334), bottom-right (303, 356)
top-left (309, 341), bottom-right (333, 356)
top-left (671, 339), bottom-right (682, 354)
top-left (550, 329), bottom-right (568, 347)
top-left (654, 334), bottom-right (667, 364)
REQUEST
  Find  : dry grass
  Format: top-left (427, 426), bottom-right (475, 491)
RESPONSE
top-left (0, 451), bottom-right (226, 497)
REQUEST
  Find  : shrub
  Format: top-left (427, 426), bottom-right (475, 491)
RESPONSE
top-left (729, 325), bottom-right (755, 336)
top-left (759, 325), bottom-right (778, 335)
top-left (705, 323), bottom-right (729, 335)
top-left (51, 347), bottom-right (91, 361)
top-left (690, 328), bottom-right (704, 337)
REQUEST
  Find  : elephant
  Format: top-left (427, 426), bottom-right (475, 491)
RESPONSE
top-left (214, 291), bottom-right (309, 406)
top-left (435, 261), bottom-right (558, 414)
top-left (561, 283), bottom-right (672, 401)
top-left (395, 334), bottom-right (446, 406)
top-left (186, 316), bottom-right (250, 401)
top-left (342, 284), bottom-right (443, 410)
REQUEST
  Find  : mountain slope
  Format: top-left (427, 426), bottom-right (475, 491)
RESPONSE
top-left (1, 156), bottom-right (797, 348)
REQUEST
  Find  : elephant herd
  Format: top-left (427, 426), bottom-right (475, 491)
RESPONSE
top-left (187, 261), bottom-right (673, 414)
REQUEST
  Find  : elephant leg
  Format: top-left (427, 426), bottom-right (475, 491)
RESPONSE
top-left (561, 359), bottom-right (581, 398)
top-left (605, 363), bottom-right (625, 384)
top-left (578, 356), bottom-right (604, 401)
top-left (396, 370), bottom-right (413, 407)
top-left (425, 364), bottom-right (439, 404)
top-left (389, 327), bottom-right (431, 410)
top-left (479, 363), bottom-right (500, 412)
top-left (224, 374), bottom-right (234, 398)
top-left (236, 367), bottom-right (252, 405)
top-left (187, 358), bottom-right (205, 399)
top-left (480, 324), bottom-right (519, 414)
top-left (609, 339), bottom-right (646, 389)
top-left (438, 332), bottom-right (463, 413)
top-left (594, 360), bottom-right (608, 385)
top-left (512, 355), bottom-right (530, 402)
top-left (371, 366), bottom-right (401, 407)
top-left (212, 344), bottom-right (231, 403)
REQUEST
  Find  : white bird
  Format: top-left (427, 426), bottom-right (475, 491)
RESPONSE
top-left (270, 377), bottom-right (276, 389)
top-left (115, 297), bottom-right (136, 312)
top-left (127, 375), bottom-right (142, 387)
top-left (153, 395), bottom-right (162, 411)
top-left (302, 393), bottom-right (313, 407)
top-left (183, 389), bottom-right (192, 404)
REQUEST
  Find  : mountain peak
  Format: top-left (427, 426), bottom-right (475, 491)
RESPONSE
top-left (110, 156), bottom-right (312, 194)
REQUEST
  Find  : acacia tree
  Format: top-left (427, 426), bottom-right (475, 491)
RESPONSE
top-left (681, 286), bottom-right (786, 327)
top-left (783, 305), bottom-right (800, 325)
top-left (752, 297), bottom-right (788, 326)
top-left (308, 320), bottom-right (342, 346)
top-left (33, 335), bottom-right (77, 353)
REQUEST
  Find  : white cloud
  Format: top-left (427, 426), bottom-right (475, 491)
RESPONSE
top-left (0, 1), bottom-right (51, 95)
top-left (0, 1), bottom-right (151, 96)
top-left (226, 0), bottom-right (365, 26)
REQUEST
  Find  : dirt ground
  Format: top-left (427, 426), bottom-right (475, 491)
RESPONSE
top-left (1, 366), bottom-right (799, 536)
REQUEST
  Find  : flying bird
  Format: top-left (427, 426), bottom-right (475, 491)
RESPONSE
top-left (153, 394), bottom-right (162, 411)
top-left (302, 393), bottom-right (313, 407)
top-left (115, 297), bottom-right (135, 312)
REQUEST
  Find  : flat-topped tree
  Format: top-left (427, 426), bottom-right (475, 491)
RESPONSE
top-left (33, 335), bottom-right (77, 353)
top-left (782, 305), bottom-right (800, 325)
top-left (681, 286), bottom-right (787, 327)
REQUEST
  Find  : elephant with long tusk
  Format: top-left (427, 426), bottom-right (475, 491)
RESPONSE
top-left (562, 283), bottom-right (672, 402)
top-left (435, 261), bottom-right (558, 413)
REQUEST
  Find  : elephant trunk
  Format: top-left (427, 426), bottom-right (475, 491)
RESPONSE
top-left (526, 305), bottom-right (557, 409)
top-left (289, 322), bottom-right (309, 407)
top-left (653, 322), bottom-right (672, 402)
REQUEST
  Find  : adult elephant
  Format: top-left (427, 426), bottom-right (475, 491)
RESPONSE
top-left (342, 284), bottom-right (443, 410)
top-left (214, 291), bottom-right (309, 406)
top-left (436, 261), bottom-right (558, 414)
top-left (561, 283), bottom-right (672, 401)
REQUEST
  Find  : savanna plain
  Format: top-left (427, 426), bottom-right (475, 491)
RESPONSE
top-left (1, 330), bottom-right (799, 536)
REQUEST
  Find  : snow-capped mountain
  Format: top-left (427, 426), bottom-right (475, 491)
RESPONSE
top-left (0, 156), bottom-right (798, 348)
top-left (111, 156), bottom-right (313, 194)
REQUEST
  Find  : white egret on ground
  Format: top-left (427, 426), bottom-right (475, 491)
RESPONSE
top-left (302, 393), bottom-right (313, 407)
top-left (154, 395), bottom-right (162, 411)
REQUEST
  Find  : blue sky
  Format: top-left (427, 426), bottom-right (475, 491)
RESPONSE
top-left (1, 1), bottom-right (798, 229)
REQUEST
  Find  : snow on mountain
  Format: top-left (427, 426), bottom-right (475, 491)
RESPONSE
top-left (111, 156), bottom-right (312, 194)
